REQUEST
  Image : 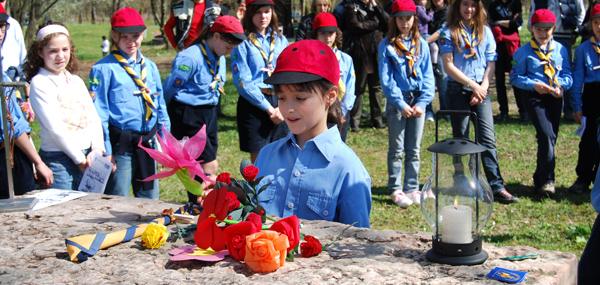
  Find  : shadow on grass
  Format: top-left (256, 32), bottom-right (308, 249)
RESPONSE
top-left (505, 182), bottom-right (590, 205)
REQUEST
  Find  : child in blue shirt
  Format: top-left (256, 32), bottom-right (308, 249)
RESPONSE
top-left (163, 15), bottom-right (246, 203)
top-left (255, 40), bottom-right (372, 228)
top-left (309, 12), bottom-right (356, 142)
top-left (88, 8), bottom-right (170, 199)
top-left (379, 0), bottom-right (435, 208)
top-left (569, 4), bottom-right (600, 194)
top-left (440, 0), bottom-right (518, 204)
top-left (511, 9), bottom-right (573, 195)
top-left (231, 0), bottom-right (289, 163)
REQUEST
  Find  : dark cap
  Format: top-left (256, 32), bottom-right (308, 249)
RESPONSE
top-left (246, 0), bottom-right (274, 6)
top-left (111, 7), bottom-right (146, 33)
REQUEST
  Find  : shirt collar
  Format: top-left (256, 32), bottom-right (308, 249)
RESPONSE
top-left (39, 67), bottom-right (72, 81)
top-left (276, 126), bottom-right (342, 162)
top-left (117, 48), bottom-right (143, 64)
top-left (257, 27), bottom-right (273, 40)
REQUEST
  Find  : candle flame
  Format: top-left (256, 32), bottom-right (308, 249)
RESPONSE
top-left (454, 196), bottom-right (459, 208)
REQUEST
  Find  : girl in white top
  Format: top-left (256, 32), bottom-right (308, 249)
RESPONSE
top-left (24, 21), bottom-right (105, 190)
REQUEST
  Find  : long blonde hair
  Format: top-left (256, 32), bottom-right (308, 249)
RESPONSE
top-left (446, 0), bottom-right (488, 52)
top-left (387, 16), bottom-right (421, 56)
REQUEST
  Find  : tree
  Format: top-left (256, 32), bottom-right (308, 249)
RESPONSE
top-left (150, 0), bottom-right (170, 49)
top-left (23, 0), bottom-right (61, 47)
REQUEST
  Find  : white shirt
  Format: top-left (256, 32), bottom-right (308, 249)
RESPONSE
top-left (101, 39), bottom-right (109, 53)
top-left (1, 17), bottom-right (26, 72)
top-left (30, 68), bottom-right (105, 165)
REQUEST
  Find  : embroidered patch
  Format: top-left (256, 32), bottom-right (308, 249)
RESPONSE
top-left (178, 64), bottom-right (191, 72)
top-left (173, 77), bottom-right (184, 87)
top-left (88, 78), bottom-right (100, 85)
top-left (440, 38), bottom-right (446, 45)
top-left (235, 75), bottom-right (241, 81)
top-left (233, 64), bottom-right (239, 74)
top-left (238, 82), bottom-right (244, 88)
top-left (511, 60), bottom-right (517, 66)
top-left (573, 55), bottom-right (578, 61)
top-left (89, 91), bottom-right (97, 101)
top-left (232, 54), bottom-right (238, 61)
top-left (556, 65), bottom-right (562, 71)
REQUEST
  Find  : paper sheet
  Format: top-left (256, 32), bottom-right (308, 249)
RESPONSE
top-left (78, 152), bottom-right (113, 194)
top-left (28, 189), bottom-right (88, 211)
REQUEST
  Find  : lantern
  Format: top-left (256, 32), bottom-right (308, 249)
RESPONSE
top-left (420, 112), bottom-right (494, 265)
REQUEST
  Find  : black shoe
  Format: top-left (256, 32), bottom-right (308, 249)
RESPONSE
top-left (350, 126), bottom-right (360, 132)
top-left (493, 189), bottom-right (519, 204)
top-left (519, 112), bottom-right (529, 122)
top-left (569, 180), bottom-right (589, 194)
top-left (373, 121), bottom-right (386, 129)
top-left (361, 113), bottom-right (370, 119)
top-left (496, 112), bottom-right (508, 122)
top-left (564, 112), bottom-right (575, 121)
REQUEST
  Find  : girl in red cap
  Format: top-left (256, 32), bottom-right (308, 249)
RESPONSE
top-left (254, 40), bottom-right (372, 228)
top-left (163, 15), bottom-right (246, 203)
top-left (88, 8), bottom-right (170, 199)
top-left (439, 0), bottom-right (519, 204)
top-left (231, 0), bottom-right (289, 163)
top-left (510, 9), bottom-right (572, 195)
top-left (309, 12), bottom-right (356, 141)
top-left (24, 21), bottom-right (104, 191)
top-left (378, 0), bottom-right (435, 208)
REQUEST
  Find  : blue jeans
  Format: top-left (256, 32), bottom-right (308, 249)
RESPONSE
top-left (386, 100), bottom-right (425, 194)
top-left (554, 35), bottom-right (573, 116)
top-left (105, 141), bottom-right (159, 200)
top-left (446, 81), bottom-right (505, 193)
top-left (522, 91), bottom-right (562, 188)
top-left (39, 148), bottom-right (90, 190)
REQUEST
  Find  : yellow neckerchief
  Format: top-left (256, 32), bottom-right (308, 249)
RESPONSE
top-left (459, 21), bottom-right (477, 59)
top-left (333, 46), bottom-right (347, 101)
top-left (249, 31), bottom-right (276, 76)
top-left (199, 40), bottom-right (225, 95)
top-left (530, 37), bottom-right (560, 87)
top-left (111, 46), bottom-right (157, 123)
top-left (591, 35), bottom-right (600, 66)
top-left (394, 37), bottom-right (418, 78)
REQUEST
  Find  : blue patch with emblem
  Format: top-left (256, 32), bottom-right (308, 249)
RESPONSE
top-left (233, 64), bottom-right (239, 75)
top-left (173, 77), bottom-right (183, 87)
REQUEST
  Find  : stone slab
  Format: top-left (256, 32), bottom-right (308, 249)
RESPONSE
top-left (0, 192), bottom-right (577, 284)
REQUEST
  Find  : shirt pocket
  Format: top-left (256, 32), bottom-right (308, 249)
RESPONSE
top-left (258, 186), bottom-right (276, 204)
top-left (109, 85), bottom-right (135, 104)
top-left (305, 192), bottom-right (337, 221)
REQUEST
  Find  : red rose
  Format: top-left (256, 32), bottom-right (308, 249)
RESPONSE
top-left (243, 165), bottom-right (259, 181)
top-left (226, 192), bottom-right (240, 211)
top-left (223, 213), bottom-right (262, 260)
top-left (216, 173), bottom-right (231, 185)
top-left (269, 215), bottom-right (300, 253)
top-left (300, 235), bottom-right (322, 258)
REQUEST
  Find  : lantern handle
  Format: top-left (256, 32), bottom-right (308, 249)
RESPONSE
top-left (434, 110), bottom-right (479, 144)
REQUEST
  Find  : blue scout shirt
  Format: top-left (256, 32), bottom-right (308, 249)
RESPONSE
top-left (439, 25), bottom-right (497, 82)
top-left (255, 126), bottom-right (372, 228)
top-left (88, 49), bottom-right (170, 156)
top-left (163, 41), bottom-right (226, 106)
top-left (571, 39), bottom-right (600, 112)
top-left (378, 36), bottom-right (435, 112)
top-left (334, 47), bottom-right (356, 117)
top-left (0, 73), bottom-right (30, 143)
top-left (509, 39), bottom-right (573, 92)
top-left (231, 28), bottom-right (289, 111)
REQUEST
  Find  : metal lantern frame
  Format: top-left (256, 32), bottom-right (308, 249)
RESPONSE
top-left (421, 110), bottom-right (493, 265)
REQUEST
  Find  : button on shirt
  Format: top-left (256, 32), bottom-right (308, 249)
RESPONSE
top-left (439, 25), bottom-right (497, 83)
top-left (378, 36), bottom-right (436, 112)
top-left (231, 28), bottom-right (289, 111)
top-left (571, 40), bottom-right (600, 112)
top-left (0, 73), bottom-right (29, 143)
top-left (88, 50), bottom-right (170, 156)
top-left (255, 126), bottom-right (372, 228)
top-left (163, 41), bottom-right (226, 106)
top-left (509, 40), bottom-right (573, 92)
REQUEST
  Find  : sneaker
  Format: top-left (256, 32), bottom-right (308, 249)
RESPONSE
top-left (406, 190), bottom-right (422, 205)
top-left (425, 111), bottom-right (434, 122)
top-left (536, 182), bottom-right (555, 195)
top-left (391, 190), bottom-right (413, 208)
top-left (493, 189), bottom-right (519, 204)
top-left (569, 180), bottom-right (589, 194)
top-left (496, 112), bottom-right (508, 122)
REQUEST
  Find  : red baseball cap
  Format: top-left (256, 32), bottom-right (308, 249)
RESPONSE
top-left (246, 0), bottom-right (274, 6)
top-left (392, 0), bottom-right (416, 17)
top-left (313, 12), bottom-right (338, 32)
top-left (591, 4), bottom-right (600, 20)
top-left (112, 7), bottom-right (146, 33)
top-left (211, 15), bottom-right (247, 40)
top-left (0, 5), bottom-right (8, 22)
top-left (531, 9), bottom-right (556, 28)
top-left (264, 40), bottom-right (340, 85)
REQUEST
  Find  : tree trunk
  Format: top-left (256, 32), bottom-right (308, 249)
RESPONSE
top-left (24, 0), bottom-right (38, 48)
top-left (91, 0), bottom-right (96, 25)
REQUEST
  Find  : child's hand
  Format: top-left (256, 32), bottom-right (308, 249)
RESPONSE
top-left (412, 106), bottom-right (424, 118)
top-left (470, 82), bottom-right (487, 105)
top-left (34, 161), bottom-right (53, 188)
top-left (533, 82), bottom-right (554, 95)
top-left (551, 86), bottom-right (563, 98)
top-left (401, 105), bottom-right (414, 118)
top-left (269, 107), bottom-right (284, 124)
top-left (574, 111), bottom-right (583, 125)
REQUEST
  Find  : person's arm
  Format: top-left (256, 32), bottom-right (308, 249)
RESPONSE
top-left (14, 133), bottom-right (53, 187)
top-left (295, 14), bottom-right (311, 41)
top-left (164, 13), bottom-right (178, 49)
top-left (151, 61), bottom-right (171, 136)
top-left (571, 44), bottom-right (586, 124)
top-left (344, 3), bottom-right (379, 33)
top-left (416, 6), bottom-right (434, 23)
top-left (377, 40), bottom-right (412, 117)
top-left (556, 43), bottom-right (573, 97)
top-left (231, 43), bottom-right (272, 111)
top-left (337, 163), bottom-right (372, 228)
top-left (415, 39), bottom-right (435, 114)
top-left (426, 31), bottom-right (439, 44)
top-left (162, 54), bottom-right (194, 106)
top-left (340, 54), bottom-right (356, 116)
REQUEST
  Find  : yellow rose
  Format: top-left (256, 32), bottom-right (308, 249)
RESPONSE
top-left (141, 223), bottom-right (169, 249)
top-left (244, 230), bottom-right (289, 273)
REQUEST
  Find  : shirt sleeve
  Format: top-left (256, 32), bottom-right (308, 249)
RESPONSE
top-left (163, 54), bottom-right (196, 105)
top-left (164, 13), bottom-right (178, 49)
top-left (571, 44), bottom-right (585, 112)
top-left (151, 61), bottom-right (171, 136)
top-left (439, 28), bottom-right (454, 55)
top-left (484, 27), bottom-right (497, 62)
top-left (89, 65), bottom-right (114, 156)
top-left (76, 76), bottom-right (105, 153)
top-left (336, 163), bottom-right (372, 228)
top-left (231, 42), bottom-right (272, 111)
top-left (341, 55), bottom-right (356, 115)
top-left (378, 40), bottom-right (408, 111)
top-left (219, 56), bottom-right (226, 84)
top-left (416, 39), bottom-right (435, 110)
top-left (557, 44), bottom-right (573, 91)
top-left (509, 46), bottom-right (536, 91)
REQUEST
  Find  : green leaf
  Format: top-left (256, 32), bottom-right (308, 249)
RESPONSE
top-left (227, 208), bottom-right (244, 221)
top-left (257, 182), bottom-right (272, 196)
top-left (175, 169), bottom-right (203, 196)
top-left (286, 250), bottom-right (295, 262)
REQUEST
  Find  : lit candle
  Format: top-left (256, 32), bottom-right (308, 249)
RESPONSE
top-left (441, 202), bottom-right (473, 244)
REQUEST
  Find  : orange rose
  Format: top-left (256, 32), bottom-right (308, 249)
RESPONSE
top-left (244, 230), bottom-right (289, 273)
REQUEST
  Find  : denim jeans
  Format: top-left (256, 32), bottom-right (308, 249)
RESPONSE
top-left (105, 141), bottom-right (159, 200)
top-left (522, 91), bottom-right (562, 188)
top-left (446, 81), bottom-right (505, 193)
top-left (39, 148), bottom-right (90, 190)
top-left (386, 100), bottom-right (425, 194)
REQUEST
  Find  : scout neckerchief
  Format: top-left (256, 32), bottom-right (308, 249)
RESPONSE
top-left (591, 35), bottom-right (600, 68)
top-left (459, 21), bottom-right (477, 59)
top-left (530, 37), bottom-right (560, 87)
top-left (111, 46), bottom-right (157, 123)
top-left (394, 37), bottom-right (418, 78)
top-left (249, 31), bottom-right (276, 76)
top-left (333, 46), bottom-right (347, 101)
top-left (199, 40), bottom-right (225, 95)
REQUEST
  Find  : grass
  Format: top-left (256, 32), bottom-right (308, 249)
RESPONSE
top-left (26, 22), bottom-right (596, 259)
